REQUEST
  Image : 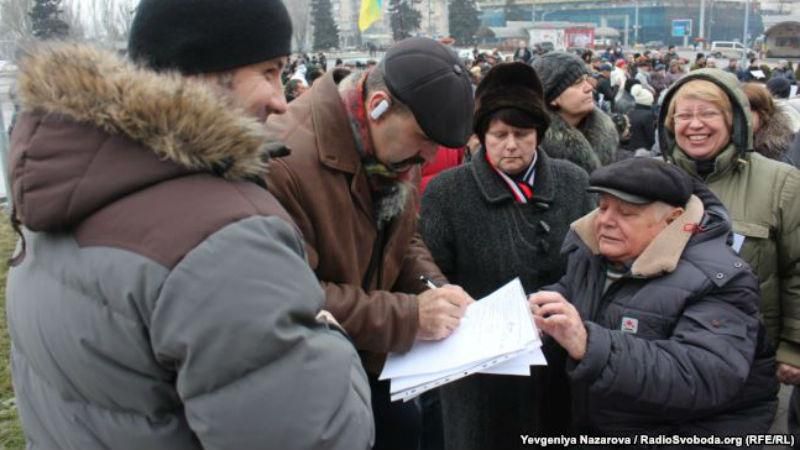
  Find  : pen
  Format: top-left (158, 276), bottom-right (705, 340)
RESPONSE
top-left (419, 275), bottom-right (439, 290)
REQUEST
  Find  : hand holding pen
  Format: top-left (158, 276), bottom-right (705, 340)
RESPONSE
top-left (416, 275), bottom-right (474, 341)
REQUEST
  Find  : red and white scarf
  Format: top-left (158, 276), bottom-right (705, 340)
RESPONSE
top-left (486, 151), bottom-right (538, 204)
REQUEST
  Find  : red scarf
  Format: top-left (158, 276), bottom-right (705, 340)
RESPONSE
top-left (485, 151), bottom-right (537, 203)
top-left (340, 70), bottom-right (413, 182)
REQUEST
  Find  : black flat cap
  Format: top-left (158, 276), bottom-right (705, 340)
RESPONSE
top-left (588, 158), bottom-right (692, 207)
top-left (379, 37), bottom-right (474, 148)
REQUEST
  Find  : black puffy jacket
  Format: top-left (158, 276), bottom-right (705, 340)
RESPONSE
top-left (546, 185), bottom-right (778, 441)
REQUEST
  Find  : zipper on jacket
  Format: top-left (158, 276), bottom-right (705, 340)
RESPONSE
top-left (362, 226), bottom-right (386, 291)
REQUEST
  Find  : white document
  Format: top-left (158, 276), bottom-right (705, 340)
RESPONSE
top-left (380, 278), bottom-right (547, 401)
top-left (481, 348), bottom-right (547, 376)
top-left (731, 233), bottom-right (745, 254)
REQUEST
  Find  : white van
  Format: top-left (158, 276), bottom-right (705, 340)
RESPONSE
top-left (710, 41), bottom-right (750, 60)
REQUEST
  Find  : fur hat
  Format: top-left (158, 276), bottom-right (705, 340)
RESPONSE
top-left (473, 62), bottom-right (550, 144)
top-left (631, 84), bottom-right (654, 106)
top-left (531, 51), bottom-right (590, 103)
top-left (128, 0), bottom-right (292, 75)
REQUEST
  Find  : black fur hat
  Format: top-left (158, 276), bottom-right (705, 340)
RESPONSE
top-left (128, 0), bottom-right (292, 75)
top-left (473, 62), bottom-right (550, 144)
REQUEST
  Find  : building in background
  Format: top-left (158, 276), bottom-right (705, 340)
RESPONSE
top-left (476, 0), bottom-right (764, 48)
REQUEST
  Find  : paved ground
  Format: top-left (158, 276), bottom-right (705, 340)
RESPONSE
top-left (767, 384), bottom-right (794, 449)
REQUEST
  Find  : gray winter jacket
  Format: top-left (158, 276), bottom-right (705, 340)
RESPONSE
top-left (6, 44), bottom-right (373, 450)
top-left (548, 187), bottom-right (777, 439)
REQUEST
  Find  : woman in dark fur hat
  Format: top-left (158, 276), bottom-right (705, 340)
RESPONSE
top-left (419, 62), bottom-right (595, 450)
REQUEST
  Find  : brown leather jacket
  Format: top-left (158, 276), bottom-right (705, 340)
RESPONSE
top-left (265, 71), bottom-right (446, 373)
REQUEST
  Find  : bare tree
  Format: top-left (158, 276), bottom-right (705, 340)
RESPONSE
top-left (62, 0), bottom-right (86, 40)
top-left (286, 0), bottom-right (312, 52)
top-left (0, 0), bottom-right (34, 40)
top-left (89, 0), bottom-right (134, 43)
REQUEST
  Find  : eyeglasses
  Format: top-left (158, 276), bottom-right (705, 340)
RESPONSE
top-left (571, 74), bottom-right (597, 89)
top-left (673, 109), bottom-right (724, 124)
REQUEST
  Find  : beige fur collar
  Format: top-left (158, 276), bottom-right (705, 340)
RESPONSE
top-left (571, 195), bottom-right (705, 277)
top-left (15, 43), bottom-right (271, 180)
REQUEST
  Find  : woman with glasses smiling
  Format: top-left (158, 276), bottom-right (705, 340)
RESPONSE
top-left (532, 52), bottom-right (619, 174)
top-left (659, 69), bottom-right (800, 440)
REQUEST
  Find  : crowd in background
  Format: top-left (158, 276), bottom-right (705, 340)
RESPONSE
top-left (5, 0), bottom-right (800, 446)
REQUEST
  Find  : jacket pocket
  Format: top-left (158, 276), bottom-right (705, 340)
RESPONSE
top-left (684, 308), bottom-right (748, 339)
top-left (732, 221), bottom-right (774, 278)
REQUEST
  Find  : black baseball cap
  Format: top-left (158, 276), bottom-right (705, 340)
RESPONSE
top-left (379, 37), bottom-right (474, 148)
top-left (587, 158), bottom-right (692, 207)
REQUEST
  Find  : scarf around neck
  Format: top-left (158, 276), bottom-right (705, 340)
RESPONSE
top-left (485, 150), bottom-right (538, 203)
top-left (339, 70), bottom-right (411, 228)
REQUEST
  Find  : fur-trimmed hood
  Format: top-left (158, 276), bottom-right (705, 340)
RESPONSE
top-left (539, 107), bottom-right (619, 174)
top-left (754, 108), bottom-right (794, 161)
top-left (10, 43), bottom-right (276, 231)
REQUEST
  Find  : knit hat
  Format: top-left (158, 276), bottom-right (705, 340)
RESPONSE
top-left (380, 37), bottom-right (474, 148)
top-left (128, 0), bottom-right (292, 75)
top-left (473, 62), bottom-right (550, 144)
top-left (767, 76), bottom-right (792, 99)
top-left (531, 51), bottom-right (591, 103)
top-left (588, 158), bottom-right (692, 207)
top-left (631, 84), bottom-right (654, 106)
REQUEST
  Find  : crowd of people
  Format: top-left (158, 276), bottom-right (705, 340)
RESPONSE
top-left (4, 0), bottom-right (800, 449)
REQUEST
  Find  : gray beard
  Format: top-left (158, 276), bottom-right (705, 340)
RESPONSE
top-left (375, 182), bottom-right (411, 229)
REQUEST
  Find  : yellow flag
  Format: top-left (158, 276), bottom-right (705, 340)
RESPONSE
top-left (359, 0), bottom-right (383, 32)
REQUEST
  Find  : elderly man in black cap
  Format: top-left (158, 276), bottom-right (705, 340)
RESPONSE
top-left (529, 158), bottom-right (778, 440)
top-left (265, 37), bottom-right (475, 450)
top-left (6, 0), bottom-right (374, 449)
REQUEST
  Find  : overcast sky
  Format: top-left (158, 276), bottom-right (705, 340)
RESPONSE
top-left (66, 0), bottom-right (137, 38)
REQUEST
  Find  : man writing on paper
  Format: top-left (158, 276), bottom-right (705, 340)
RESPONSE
top-left (529, 158), bottom-right (778, 440)
top-left (265, 37), bottom-right (474, 450)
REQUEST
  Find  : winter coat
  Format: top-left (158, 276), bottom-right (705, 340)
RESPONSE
top-left (539, 107), bottom-right (619, 174)
top-left (420, 146), bottom-right (464, 195)
top-left (665, 69), bottom-right (684, 87)
top-left (612, 89), bottom-right (636, 115)
top-left (6, 44), bottom-right (373, 450)
top-left (659, 68), bottom-right (800, 369)
top-left (419, 148), bottom-right (594, 450)
top-left (593, 76), bottom-right (616, 112)
top-left (776, 99), bottom-right (800, 133)
top-left (548, 187), bottom-right (778, 439)
top-left (624, 104), bottom-right (656, 151)
top-left (772, 67), bottom-right (797, 83)
top-left (265, 70), bottom-right (445, 374)
top-left (753, 107), bottom-right (796, 162)
top-left (787, 133), bottom-right (800, 169)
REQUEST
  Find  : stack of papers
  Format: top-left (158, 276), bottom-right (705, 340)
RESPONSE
top-left (380, 278), bottom-right (547, 402)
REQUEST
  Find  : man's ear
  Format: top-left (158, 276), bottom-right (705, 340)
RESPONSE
top-left (367, 91), bottom-right (391, 121)
top-left (665, 207), bottom-right (685, 224)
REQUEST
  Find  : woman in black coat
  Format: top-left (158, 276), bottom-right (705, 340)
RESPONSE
top-left (419, 62), bottom-right (595, 450)
top-left (624, 84), bottom-right (656, 152)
